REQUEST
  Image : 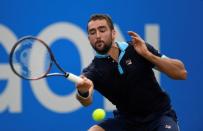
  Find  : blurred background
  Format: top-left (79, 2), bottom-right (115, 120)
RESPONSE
top-left (0, 0), bottom-right (202, 130)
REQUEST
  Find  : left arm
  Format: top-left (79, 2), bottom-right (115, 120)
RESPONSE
top-left (144, 53), bottom-right (187, 80)
top-left (128, 31), bottom-right (187, 80)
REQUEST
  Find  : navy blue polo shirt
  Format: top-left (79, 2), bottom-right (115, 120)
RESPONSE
top-left (83, 41), bottom-right (171, 118)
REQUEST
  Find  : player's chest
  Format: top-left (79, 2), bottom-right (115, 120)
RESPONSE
top-left (97, 55), bottom-right (149, 79)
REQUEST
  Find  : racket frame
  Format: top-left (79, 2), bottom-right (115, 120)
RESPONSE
top-left (9, 36), bottom-right (82, 83)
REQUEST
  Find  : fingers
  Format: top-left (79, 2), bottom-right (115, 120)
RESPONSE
top-left (128, 31), bottom-right (140, 43)
top-left (77, 75), bottom-right (87, 84)
top-left (80, 75), bottom-right (86, 79)
top-left (77, 76), bottom-right (87, 85)
top-left (128, 31), bottom-right (140, 37)
top-left (131, 36), bottom-right (140, 42)
top-left (76, 75), bottom-right (93, 92)
top-left (81, 76), bottom-right (91, 85)
top-left (128, 31), bottom-right (145, 45)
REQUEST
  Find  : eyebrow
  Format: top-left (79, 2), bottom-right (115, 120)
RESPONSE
top-left (98, 26), bottom-right (106, 29)
top-left (88, 25), bottom-right (107, 32)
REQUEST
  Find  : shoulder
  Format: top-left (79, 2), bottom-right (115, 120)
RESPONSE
top-left (83, 57), bottom-right (105, 73)
top-left (83, 58), bottom-right (97, 72)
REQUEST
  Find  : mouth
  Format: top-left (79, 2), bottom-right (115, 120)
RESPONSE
top-left (95, 41), bottom-right (104, 48)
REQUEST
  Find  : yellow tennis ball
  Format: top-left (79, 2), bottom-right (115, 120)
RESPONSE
top-left (92, 108), bottom-right (106, 122)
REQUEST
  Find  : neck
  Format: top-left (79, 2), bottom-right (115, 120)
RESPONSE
top-left (108, 42), bottom-right (120, 62)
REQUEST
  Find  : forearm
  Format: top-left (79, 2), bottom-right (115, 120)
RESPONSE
top-left (144, 52), bottom-right (187, 80)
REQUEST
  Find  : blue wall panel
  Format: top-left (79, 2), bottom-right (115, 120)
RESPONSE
top-left (0, 0), bottom-right (202, 130)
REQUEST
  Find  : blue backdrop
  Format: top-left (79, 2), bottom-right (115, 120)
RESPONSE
top-left (0, 0), bottom-right (202, 130)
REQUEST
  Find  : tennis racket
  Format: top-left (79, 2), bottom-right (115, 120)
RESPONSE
top-left (9, 36), bottom-right (83, 83)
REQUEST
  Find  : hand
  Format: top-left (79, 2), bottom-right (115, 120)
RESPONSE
top-left (76, 75), bottom-right (93, 93)
top-left (128, 31), bottom-right (150, 57)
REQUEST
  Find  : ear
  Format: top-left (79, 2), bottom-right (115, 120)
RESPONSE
top-left (112, 29), bottom-right (117, 40)
top-left (88, 35), bottom-right (90, 41)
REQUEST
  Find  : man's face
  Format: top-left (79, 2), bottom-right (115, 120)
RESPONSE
top-left (87, 19), bottom-right (116, 54)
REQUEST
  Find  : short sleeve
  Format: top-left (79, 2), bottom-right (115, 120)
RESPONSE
top-left (146, 42), bottom-right (162, 57)
top-left (145, 42), bottom-right (169, 68)
top-left (82, 62), bottom-right (99, 85)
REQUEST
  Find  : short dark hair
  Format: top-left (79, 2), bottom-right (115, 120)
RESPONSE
top-left (87, 14), bottom-right (114, 31)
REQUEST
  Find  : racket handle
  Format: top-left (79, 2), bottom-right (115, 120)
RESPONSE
top-left (66, 73), bottom-right (83, 83)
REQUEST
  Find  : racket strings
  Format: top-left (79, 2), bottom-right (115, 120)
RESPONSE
top-left (11, 38), bottom-right (52, 79)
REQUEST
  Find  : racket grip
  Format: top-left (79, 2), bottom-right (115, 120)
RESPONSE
top-left (66, 73), bottom-right (83, 83)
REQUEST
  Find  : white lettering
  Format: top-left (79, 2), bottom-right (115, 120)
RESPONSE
top-left (0, 23), bottom-right (160, 113)
top-left (31, 22), bottom-right (94, 113)
top-left (0, 25), bottom-right (20, 113)
top-left (145, 24), bottom-right (160, 82)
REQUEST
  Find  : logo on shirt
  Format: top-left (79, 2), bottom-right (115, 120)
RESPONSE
top-left (125, 59), bottom-right (132, 65)
top-left (165, 124), bottom-right (172, 129)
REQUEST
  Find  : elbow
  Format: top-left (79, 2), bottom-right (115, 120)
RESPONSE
top-left (177, 61), bottom-right (188, 80)
top-left (172, 70), bottom-right (187, 80)
top-left (181, 70), bottom-right (188, 80)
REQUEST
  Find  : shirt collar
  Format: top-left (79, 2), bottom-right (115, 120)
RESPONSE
top-left (95, 41), bottom-right (128, 58)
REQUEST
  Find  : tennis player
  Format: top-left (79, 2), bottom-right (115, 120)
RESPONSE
top-left (76, 14), bottom-right (187, 131)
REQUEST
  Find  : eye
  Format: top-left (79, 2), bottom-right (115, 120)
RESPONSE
top-left (99, 27), bottom-right (106, 32)
top-left (89, 30), bottom-right (96, 35)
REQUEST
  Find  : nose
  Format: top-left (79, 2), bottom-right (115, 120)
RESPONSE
top-left (96, 31), bottom-right (101, 38)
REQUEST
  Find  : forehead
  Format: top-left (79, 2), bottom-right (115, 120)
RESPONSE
top-left (88, 19), bottom-right (108, 30)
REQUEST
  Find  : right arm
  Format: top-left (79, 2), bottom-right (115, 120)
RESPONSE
top-left (76, 76), bottom-right (94, 106)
